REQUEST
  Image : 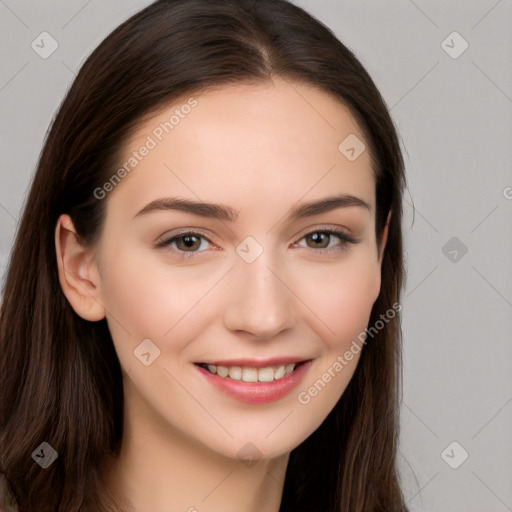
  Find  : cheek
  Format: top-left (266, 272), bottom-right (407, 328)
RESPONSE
top-left (292, 253), bottom-right (379, 424)
top-left (97, 242), bottom-right (224, 361)
top-left (295, 250), bottom-right (381, 349)
top-left (99, 251), bottom-right (171, 336)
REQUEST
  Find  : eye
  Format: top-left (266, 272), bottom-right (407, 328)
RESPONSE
top-left (295, 228), bottom-right (357, 253)
top-left (155, 231), bottom-right (214, 258)
top-left (155, 227), bottom-right (358, 259)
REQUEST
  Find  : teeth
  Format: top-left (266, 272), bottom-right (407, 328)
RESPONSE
top-left (258, 367), bottom-right (274, 382)
top-left (216, 365), bottom-right (229, 378)
top-left (228, 366), bottom-right (242, 380)
top-left (274, 365), bottom-right (285, 379)
top-left (242, 367), bottom-right (258, 382)
top-left (203, 362), bottom-right (298, 382)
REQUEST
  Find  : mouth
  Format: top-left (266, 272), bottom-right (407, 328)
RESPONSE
top-left (194, 359), bottom-right (313, 404)
top-left (195, 360), bottom-right (308, 383)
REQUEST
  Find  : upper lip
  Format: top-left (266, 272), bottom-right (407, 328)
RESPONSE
top-left (196, 357), bottom-right (312, 368)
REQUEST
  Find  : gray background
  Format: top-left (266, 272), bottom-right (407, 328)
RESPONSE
top-left (1, 1), bottom-right (511, 510)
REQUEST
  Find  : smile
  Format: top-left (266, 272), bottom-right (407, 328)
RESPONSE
top-left (194, 359), bottom-right (313, 404)
top-left (197, 362), bottom-right (298, 382)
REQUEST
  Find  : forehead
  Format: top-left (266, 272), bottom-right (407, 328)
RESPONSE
top-left (106, 77), bottom-right (375, 220)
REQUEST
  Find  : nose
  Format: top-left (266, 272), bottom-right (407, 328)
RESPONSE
top-left (222, 252), bottom-right (296, 340)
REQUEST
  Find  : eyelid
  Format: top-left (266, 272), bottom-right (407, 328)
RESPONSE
top-left (154, 228), bottom-right (216, 250)
top-left (295, 224), bottom-right (357, 243)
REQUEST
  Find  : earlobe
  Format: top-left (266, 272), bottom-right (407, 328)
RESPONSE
top-left (55, 214), bottom-right (106, 321)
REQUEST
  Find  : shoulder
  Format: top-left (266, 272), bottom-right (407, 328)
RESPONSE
top-left (0, 472), bottom-right (19, 512)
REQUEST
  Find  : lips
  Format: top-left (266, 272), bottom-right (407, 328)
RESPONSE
top-left (194, 358), bottom-right (313, 404)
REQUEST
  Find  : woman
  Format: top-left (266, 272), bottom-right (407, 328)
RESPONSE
top-left (0, 0), bottom-right (407, 510)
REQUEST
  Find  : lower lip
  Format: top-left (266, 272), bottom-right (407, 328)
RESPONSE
top-left (196, 361), bottom-right (312, 404)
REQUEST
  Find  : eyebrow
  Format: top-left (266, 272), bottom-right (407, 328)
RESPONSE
top-left (133, 194), bottom-right (371, 222)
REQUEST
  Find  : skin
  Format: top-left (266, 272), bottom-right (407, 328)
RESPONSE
top-left (55, 77), bottom-right (389, 512)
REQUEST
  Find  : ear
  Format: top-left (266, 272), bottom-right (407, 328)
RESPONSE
top-left (55, 214), bottom-right (106, 321)
top-left (377, 210), bottom-right (392, 266)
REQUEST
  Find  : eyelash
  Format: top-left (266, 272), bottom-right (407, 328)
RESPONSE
top-left (155, 227), bottom-right (358, 260)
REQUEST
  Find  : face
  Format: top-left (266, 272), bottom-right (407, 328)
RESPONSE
top-left (68, 78), bottom-right (386, 461)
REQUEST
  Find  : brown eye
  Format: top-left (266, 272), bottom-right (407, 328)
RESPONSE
top-left (155, 231), bottom-right (213, 257)
top-left (174, 234), bottom-right (202, 252)
top-left (296, 229), bottom-right (357, 254)
top-left (305, 232), bottom-right (332, 249)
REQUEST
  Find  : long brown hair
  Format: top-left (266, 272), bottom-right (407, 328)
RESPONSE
top-left (0, 1), bottom-right (407, 510)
